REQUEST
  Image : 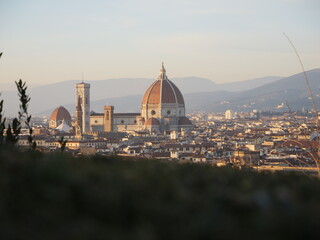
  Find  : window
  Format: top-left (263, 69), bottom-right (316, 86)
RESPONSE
top-left (151, 110), bottom-right (156, 115)
top-left (121, 120), bottom-right (124, 124)
top-left (167, 110), bottom-right (171, 115)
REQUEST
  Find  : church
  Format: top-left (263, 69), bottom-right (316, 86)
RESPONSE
top-left (75, 64), bottom-right (193, 134)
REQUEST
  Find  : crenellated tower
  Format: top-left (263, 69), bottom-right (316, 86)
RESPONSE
top-left (104, 105), bottom-right (114, 132)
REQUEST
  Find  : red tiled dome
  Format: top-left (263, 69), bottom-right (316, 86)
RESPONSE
top-left (178, 116), bottom-right (192, 125)
top-left (142, 64), bottom-right (184, 105)
top-left (144, 117), bottom-right (160, 126)
top-left (50, 106), bottom-right (71, 121)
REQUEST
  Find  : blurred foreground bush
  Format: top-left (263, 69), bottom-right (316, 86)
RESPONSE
top-left (0, 149), bottom-right (320, 240)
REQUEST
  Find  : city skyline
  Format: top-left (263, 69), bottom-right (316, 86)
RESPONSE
top-left (0, 0), bottom-right (319, 85)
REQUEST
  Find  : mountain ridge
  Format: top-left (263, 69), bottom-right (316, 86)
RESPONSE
top-left (1, 69), bottom-right (319, 116)
top-left (0, 74), bottom-right (281, 116)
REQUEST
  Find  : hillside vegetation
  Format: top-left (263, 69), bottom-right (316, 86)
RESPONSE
top-left (0, 149), bottom-right (320, 240)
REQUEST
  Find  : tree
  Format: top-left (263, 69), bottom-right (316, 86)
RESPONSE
top-left (16, 79), bottom-right (36, 149)
top-left (58, 136), bottom-right (67, 152)
top-left (0, 95), bottom-right (6, 146)
top-left (0, 52), bottom-right (35, 149)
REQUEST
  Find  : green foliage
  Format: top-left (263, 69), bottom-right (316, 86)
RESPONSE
top-left (0, 97), bottom-right (6, 145)
top-left (16, 79), bottom-right (30, 119)
top-left (0, 78), bottom-right (36, 149)
top-left (0, 53), bottom-right (5, 146)
top-left (0, 150), bottom-right (319, 240)
top-left (15, 79), bottom-right (36, 149)
top-left (5, 117), bottom-right (21, 146)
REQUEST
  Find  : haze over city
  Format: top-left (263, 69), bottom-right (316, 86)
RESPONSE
top-left (0, 0), bottom-right (319, 85)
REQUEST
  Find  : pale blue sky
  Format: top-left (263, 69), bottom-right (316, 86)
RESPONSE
top-left (0, 0), bottom-right (319, 84)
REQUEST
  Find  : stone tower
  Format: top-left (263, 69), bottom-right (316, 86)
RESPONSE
top-left (76, 82), bottom-right (90, 134)
top-left (104, 105), bottom-right (114, 132)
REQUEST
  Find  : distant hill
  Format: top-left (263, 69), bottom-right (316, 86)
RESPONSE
top-left (185, 69), bottom-right (320, 112)
top-left (0, 74), bottom-right (282, 116)
top-left (5, 69), bottom-right (320, 116)
top-left (81, 69), bottom-right (320, 114)
top-left (218, 76), bottom-right (282, 92)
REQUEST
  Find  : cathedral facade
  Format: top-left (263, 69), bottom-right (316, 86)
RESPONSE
top-left (77, 64), bottom-right (193, 134)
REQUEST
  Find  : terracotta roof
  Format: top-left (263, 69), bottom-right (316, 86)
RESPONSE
top-left (90, 112), bottom-right (141, 117)
top-left (50, 106), bottom-right (71, 121)
top-left (152, 152), bottom-right (170, 158)
top-left (142, 79), bottom-right (184, 105)
top-left (144, 118), bottom-right (160, 126)
top-left (192, 153), bottom-right (206, 158)
top-left (142, 65), bottom-right (184, 105)
top-left (178, 116), bottom-right (192, 126)
top-left (113, 113), bottom-right (141, 116)
top-left (164, 143), bottom-right (216, 148)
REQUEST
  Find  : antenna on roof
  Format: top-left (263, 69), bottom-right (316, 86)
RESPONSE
top-left (82, 72), bottom-right (84, 83)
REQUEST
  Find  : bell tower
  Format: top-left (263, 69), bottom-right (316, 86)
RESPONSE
top-left (104, 105), bottom-right (114, 132)
top-left (76, 82), bottom-right (90, 134)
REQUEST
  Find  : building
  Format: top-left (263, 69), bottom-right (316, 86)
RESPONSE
top-left (231, 149), bottom-right (260, 166)
top-left (87, 64), bottom-right (193, 134)
top-left (75, 82), bottom-right (90, 134)
top-left (49, 106), bottom-right (72, 128)
top-left (55, 121), bottom-right (71, 133)
top-left (225, 109), bottom-right (234, 120)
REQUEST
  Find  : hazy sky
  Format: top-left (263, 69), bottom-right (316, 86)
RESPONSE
top-left (0, 0), bottom-right (319, 85)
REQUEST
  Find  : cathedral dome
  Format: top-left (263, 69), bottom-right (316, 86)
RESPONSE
top-left (50, 106), bottom-right (71, 122)
top-left (142, 64), bottom-right (184, 105)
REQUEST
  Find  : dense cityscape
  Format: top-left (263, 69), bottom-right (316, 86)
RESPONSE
top-left (12, 65), bottom-right (320, 176)
top-left (16, 110), bottom-right (319, 172)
